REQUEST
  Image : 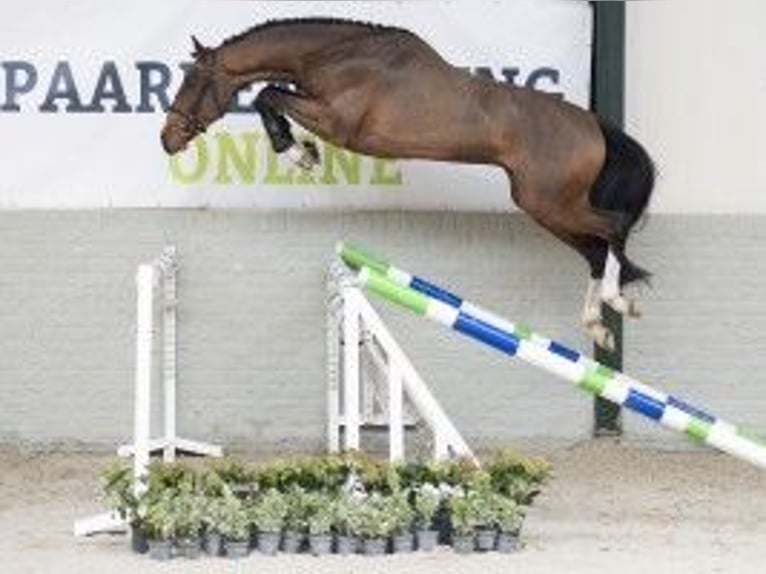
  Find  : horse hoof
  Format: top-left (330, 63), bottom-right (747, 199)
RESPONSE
top-left (286, 141), bottom-right (320, 170)
top-left (603, 295), bottom-right (641, 319)
top-left (586, 322), bottom-right (615, 352)
top-left (302, 139), bottom-right (320, 164)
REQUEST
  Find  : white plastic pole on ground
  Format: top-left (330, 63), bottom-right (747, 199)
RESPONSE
top-left (326, 288), bottom-right (342, 454)
top-left (388, 361), bottom-right (404, 462)
top-left (162, 250), bottom-right (177, 463)
top-left (343, 292), bottom-right (361, 451)
top-left (133, 264), bottom-right (154, 493)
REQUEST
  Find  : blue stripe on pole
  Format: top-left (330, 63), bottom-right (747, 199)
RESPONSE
top-left (454, 312), bottom-right (518, 356)
top-left (624, 389), bottom-right (666, 421)
top-left (410, 276), bottom-right (463, 309)
top-left (667, 396), bottom-right (717, 424)
top-left (548, 341), bottom-right (581, 363)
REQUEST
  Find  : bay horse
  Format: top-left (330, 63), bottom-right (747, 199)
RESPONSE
top-left (161, 18), bottom-right (655, 350)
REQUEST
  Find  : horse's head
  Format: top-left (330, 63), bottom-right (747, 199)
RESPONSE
top-left (161, 37), bottom-right (236, 155)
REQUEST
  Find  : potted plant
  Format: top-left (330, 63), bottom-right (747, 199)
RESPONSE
top-left (201, 492), bottom-right (227, 556)
top-left (250, 488), bottom-right (287, 556)
top-left (351, 494), bottom-right (391, 556)
top-left (465, 472), bottom-right (496, 552)
top-left (487, 450), bottom-right (550, 506)
top-left (100, 462), bottom-right (146, 553)
top-left (281, 487), bottom-right (309, 553)
top-left (142, 490), bottom-right (177, 561)
top-left (473, 494), bottom-right (498, 551)
top-left (447, 488), bottom-right (478, 554)
top-left (331, 492), bottom-right (360, 555)
top-left (387, 489), bottom-right (415, 553)
top-left (493, 494), bottom-right (524, 553)
top-left (413, 483), bottom-right (441, 551)
top-left (166, 482), bottom-right (204, 559)
top-left (305, 491), bottom-right (335, 555)
top-left (216, 493), bottom-right (251, 559)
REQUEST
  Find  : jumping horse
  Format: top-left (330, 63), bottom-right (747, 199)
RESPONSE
top-left (161, 18), bottom-right (655, 349)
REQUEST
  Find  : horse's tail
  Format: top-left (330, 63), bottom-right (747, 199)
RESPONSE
top-left (590, 119), bottom-right (656, 285)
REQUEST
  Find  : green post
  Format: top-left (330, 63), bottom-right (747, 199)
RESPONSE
top-left (590, 1), bottom-right (625, 435)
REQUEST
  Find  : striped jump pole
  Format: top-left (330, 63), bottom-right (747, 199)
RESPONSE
top-left (336, 242), bottom-right (766, 470)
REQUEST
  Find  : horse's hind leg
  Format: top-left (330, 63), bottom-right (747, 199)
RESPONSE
top-left (573, 237), bottom-right (619, 350)
top-left (601, 247), bottom-right (642, 318)
top-left (253, 85), bottom-right (322, 170)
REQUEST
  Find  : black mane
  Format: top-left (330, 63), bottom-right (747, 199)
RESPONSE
top-left (219, 17), bottom-right (400, 48)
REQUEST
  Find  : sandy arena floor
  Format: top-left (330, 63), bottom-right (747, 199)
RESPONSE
top-left (1, 440), bottom-right (765, 574)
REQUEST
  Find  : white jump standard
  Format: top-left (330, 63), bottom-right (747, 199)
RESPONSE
top-left (337, 242), bottom-right (766, 470)
top-left (74, 247), bottom-right (223, 537)
top-left (327, 264), bottom-right (475, 463)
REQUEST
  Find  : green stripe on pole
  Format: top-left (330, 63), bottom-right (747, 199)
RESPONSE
top-left (338, 242), bottom-right (390, 275)
top-left (579, 365), bottom-right (614, 395)
top-left (686, 418), bottom-right (712, 442)
top-left (515, 322), bottom-right (533, 341)
top-left (361, 267), bottom-right (430, 316)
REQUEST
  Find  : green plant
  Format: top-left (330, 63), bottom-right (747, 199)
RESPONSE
top-left (492, 493), bottom-right (524, 535)
top-left (207, 458), bottom-right (258, 497)
top-left (413, 483), bottom-right (441, 529)
top-left (447, 478), bottom-right (496, 536)
top-left (329, 492), bottom-right (357, 536)
top-left (384, 489), bottom-right (415, 535)
top-left (439, 457), bottom-right (481, 487)
top-left (176, 490), bottom-right (205, 541)
top-left (202, 492), bottom-right (230, 535)
top-left (304, 492), bottom-right (335, 535)
top-left (282, 487), bottom-right (311, 532)
top-left (250, 488), bottom-right (288, 533)
top-left (349, 494), bottom-right (392, 539)
top-left (142, 490), bottom-right (177, 541)
top-left (216, 492), bottom-right (251, 541)
top-left (100, 461), bottom-right (138, 523)
top-left (486, 449), bottom-right (550, 505)
top-left (345, 453), bottom-right (390, 494)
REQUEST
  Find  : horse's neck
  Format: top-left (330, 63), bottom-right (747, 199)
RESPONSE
top-left (218, 24), bottom-right (367, 82)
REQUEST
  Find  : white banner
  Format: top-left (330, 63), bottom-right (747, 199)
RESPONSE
top-left (0, 0), bottom-right (592, 210)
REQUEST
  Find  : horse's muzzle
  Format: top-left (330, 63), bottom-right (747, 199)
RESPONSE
top-left (160, 126), bottom-right (188, 155)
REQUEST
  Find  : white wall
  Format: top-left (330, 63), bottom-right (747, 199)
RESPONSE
top-left (626, 0), bottom-right (766, 213)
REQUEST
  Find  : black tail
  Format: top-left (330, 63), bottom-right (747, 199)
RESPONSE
top-left (590, 119), bottom-right (656, 285)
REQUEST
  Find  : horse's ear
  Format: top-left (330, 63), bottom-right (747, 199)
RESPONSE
top-left (190, 35), bottom-right (210, 59)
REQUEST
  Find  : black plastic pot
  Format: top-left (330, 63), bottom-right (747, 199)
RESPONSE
top-left (334, 534), bottom-right (358, 555)
top-left (281, 530), bottom-right (305, 553)
top-left (258, 531), bottom-right (281, 555)
top-left (496, 531), bottom-right (521, 553)
top-left (148, 539), bottom-right (173, 561)
top-left (361, 537), bottom-right (387, 556)
top-left (130, 524), bottom-right (149, 554)
top-left (452, 532), bottom-right (475, 554)
top-left (475, 528), bottom-right (497, 552)
top-left (225, 538), bottom-right (250, 559)
top-left (392, 532), bottom-right (414, 553)
top-left (309, 534), bottom-right (333, 555)
top-left (415, 529), bottom-right (438, 551)
top-left (202, 531), bottom-right (224, 556)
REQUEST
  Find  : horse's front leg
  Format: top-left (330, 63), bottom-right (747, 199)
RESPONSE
top-left (253, 85), bottom-right (321, 170)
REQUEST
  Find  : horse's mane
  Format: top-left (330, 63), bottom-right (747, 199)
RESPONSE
top-left (220, 17), bottom-right (401, 48)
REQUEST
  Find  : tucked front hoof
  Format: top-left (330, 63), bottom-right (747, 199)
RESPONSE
top-left (603, 295), bottom-right (641, 319)
top-left (586, 321), bottom-right (615, 352)
top-left (286, 140), bottom-right (320, 171)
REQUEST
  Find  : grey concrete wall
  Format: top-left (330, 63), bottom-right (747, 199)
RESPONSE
top-left (1, 211), bottom-right (764, 452)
